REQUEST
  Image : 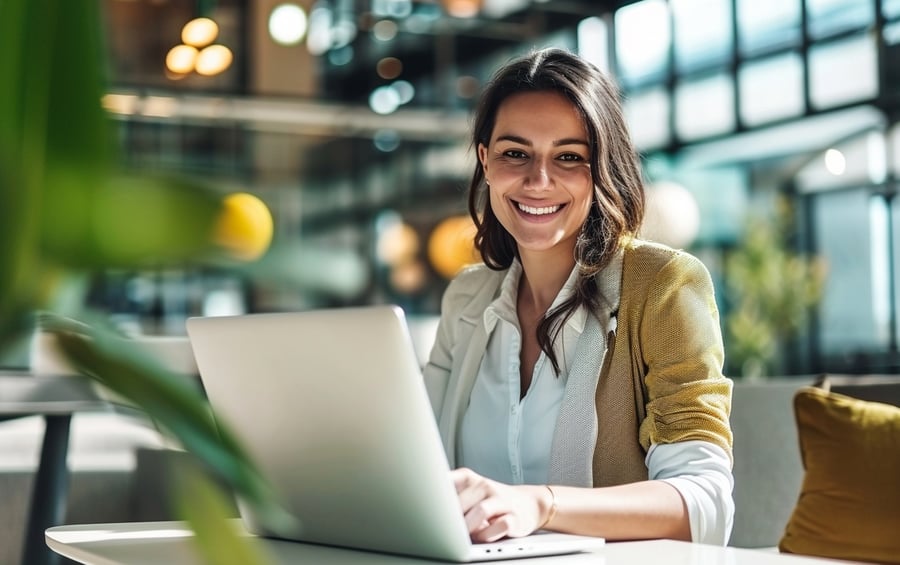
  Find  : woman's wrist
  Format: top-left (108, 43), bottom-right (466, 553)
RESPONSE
top-left (540, 485), bottom-right (558, 529)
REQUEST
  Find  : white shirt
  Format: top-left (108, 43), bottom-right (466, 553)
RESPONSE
top-left (459, 260), bottom-right (734, 545)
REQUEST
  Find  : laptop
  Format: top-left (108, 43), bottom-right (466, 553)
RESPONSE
top-left (186, 305), bottom-right (606, 562)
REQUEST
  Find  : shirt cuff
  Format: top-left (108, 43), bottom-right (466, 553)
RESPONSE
top-left (646, 440), bottom-right (735, 546)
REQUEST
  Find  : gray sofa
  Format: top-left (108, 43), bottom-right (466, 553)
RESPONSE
top-left (729, 374), bottom-right (900, 548)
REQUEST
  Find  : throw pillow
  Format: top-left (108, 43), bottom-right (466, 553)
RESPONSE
top-left (778, 385), bottom-right (900, 563)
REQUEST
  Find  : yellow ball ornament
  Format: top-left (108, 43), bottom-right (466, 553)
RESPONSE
top-left (213, 192), bottom-right (274, 261)
top-left (428, 215), bottom-right (479, 279)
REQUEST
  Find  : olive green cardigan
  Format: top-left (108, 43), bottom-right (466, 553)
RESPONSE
top-left (423, 239), bottom-right (733, 487)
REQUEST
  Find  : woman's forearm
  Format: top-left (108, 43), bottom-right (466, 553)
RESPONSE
top-left (542, 480), bottom-right (692, 541)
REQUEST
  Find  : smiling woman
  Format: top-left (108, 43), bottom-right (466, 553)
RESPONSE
top-left (422, 48), bottom-right (735, 547)
top-left (478, 91), bottom-right (594, 263)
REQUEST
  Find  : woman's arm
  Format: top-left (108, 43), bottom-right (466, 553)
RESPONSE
top-left (452, 467), bottom-right (690, 543)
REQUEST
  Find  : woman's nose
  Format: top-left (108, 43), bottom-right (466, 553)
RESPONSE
top-left (525, 159), bottom-right (552, 190)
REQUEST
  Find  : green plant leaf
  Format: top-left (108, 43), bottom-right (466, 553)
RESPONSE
top-left (48, 315), bottom-right (294, 534)
top-left (175, 463), bottom-right (273, 565)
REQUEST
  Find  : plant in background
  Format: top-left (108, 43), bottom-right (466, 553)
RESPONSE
top-left (1, 1), bottom-right (281, 563)
top-left (725, 198), bottom-right (828, 379)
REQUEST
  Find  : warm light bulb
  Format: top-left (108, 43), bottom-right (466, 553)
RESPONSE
top-left (824, 148), bottom-right (846, 176)
top-left (165, 44), bottom-right (198, 74)
top-left (428, 215), bottom-right (479, 279)
top-left (195, 45), bottom-right (233, 76)
top-left (182, 17), bottom-right (219, 47)
top-left (441, 0), bottom-right (482, 18)
top-left (269, 3), bottom-right (308, 46)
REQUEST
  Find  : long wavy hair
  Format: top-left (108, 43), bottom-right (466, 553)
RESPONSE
top-left (466, 48), bottom-right (645, 374)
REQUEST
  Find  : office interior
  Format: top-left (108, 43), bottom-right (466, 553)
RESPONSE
top-left (3, 0), bottom-right (900, 562)
top-left (41, 0), bottom-right (896, 380)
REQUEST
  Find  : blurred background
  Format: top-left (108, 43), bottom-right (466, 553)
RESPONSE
top-left (8, 0), bottom-right (900, 379)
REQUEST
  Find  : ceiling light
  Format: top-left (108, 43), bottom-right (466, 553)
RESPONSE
top-left (441, 0), bottom-right (482, 18)
top-left (376, 57), bottom-right (403, 79)
top-left (328, 45), bottom-right (354, 66)
top-left (306, 4), bottom-right (333, 56)
top-left (369, 86), bottom-right (400, 115)
top-left (165, 44), bottom-right (199, 74)
top-left (824, 148), bottom-right (846, 175)
top-left (181, 17), bottom-right (219, 47)
top-left (372, 19), bottom-right (398, 42)
top-left (269, 3), bottom-right (308, 46)
top-left (391, 80), bottom-right (414, 104)
top-left (374, 129), bottom-right (401, 152)
top-left (195, 45), bottom-right (233, 76)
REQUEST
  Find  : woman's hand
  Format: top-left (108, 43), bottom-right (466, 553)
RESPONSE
top-left (451, 467), bottom-right (552, 542)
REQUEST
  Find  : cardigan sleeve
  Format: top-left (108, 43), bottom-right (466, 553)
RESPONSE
top-left (636, 251), bottom-right (734, 459)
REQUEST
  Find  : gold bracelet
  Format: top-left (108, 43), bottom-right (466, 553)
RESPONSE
top-left (541, 485), bottom-right (558, 529)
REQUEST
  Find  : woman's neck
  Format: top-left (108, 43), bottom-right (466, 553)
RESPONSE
top-left (517, 248), bottom-right (576, 315)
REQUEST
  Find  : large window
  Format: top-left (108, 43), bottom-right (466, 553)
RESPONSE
top-left (671, 0), bottom-right (732, 73)
top-left (674, 73), bottom-right (735, 141)
top-left (812, 189), bottom-right (884, 355)
top-left (738, 53), bottom-right (805, 127)
top-left (736, 0), bottom-right (801, 57)
top-left (614, 0), bottom-right (670, 89)
top-left (809, 34), bottom-right (878, 110)
top-left (806, 0), bottom-right (874, 40)
top-left (624, 87), bottom-right (671, 150)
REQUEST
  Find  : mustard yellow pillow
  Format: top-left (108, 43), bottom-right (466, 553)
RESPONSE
top-left (779, 386), bottom-right (900, 563)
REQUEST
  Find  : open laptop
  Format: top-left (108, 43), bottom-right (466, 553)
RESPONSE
top-left (186, 305), bottom-right (606, 562)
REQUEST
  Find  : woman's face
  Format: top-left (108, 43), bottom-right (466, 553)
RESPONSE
top-left (478, 91), bottom-right (594, 262)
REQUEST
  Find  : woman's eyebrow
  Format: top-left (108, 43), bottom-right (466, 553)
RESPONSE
top-left (494, 134), bottom-right (589, 148)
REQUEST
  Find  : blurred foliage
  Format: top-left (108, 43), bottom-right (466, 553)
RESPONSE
top-left (1, 0), bottom-right (281, 562)
top-left (725, 198), bottom-right (828, 378)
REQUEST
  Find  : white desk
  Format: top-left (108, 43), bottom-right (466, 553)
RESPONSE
top-left (1, 372), bottom-right (111, 565)
top-left (46, 521), bottom-right (862, 565)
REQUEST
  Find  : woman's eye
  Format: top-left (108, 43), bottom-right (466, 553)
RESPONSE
top-left (558, 153), bottom-right (584, 162)
top-left (503, 150), bottom-right (527, 159)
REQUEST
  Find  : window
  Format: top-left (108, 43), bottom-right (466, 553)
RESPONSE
top-left (674, 73), bottom-right (735, 141)
top-left (614, 0), bottom-right (670, 89)
top-left (809, 34), bottom-right (878, 110)
top-left (736, 0), bottom-right (801, 56)
top-left (813, 189), bottom-right (885, 354)
top-left (671, 0), bottom-right (732, 73)
top-left (885, 0), bottom-right (900, 20)
top-left (578, 17), bottom-right (609, 74)
top-left (806, 0), bottom-right (874, 40)
top-left (624, 87), bottom-right (671, 150)
top-left (738, 53), bottom-right (805, 127)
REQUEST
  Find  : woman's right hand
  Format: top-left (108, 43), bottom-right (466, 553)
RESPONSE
top-left (450, 467), bottom-right (553, 542)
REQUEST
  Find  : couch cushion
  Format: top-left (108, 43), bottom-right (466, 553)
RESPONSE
top-left (778, 385), bottom-right (900, 563)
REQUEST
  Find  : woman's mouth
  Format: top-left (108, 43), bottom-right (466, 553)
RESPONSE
top-left (516, 202), bottom-right (562, 216)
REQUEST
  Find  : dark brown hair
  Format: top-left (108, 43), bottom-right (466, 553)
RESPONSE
top-left (466, 48), bottom-right (645, 374)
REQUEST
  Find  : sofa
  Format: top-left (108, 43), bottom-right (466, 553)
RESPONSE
top-left (729, 374), bottom-right (900, 550)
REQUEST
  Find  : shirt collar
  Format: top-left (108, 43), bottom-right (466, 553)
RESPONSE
top-left (483, 259), bottom-right (586, 334)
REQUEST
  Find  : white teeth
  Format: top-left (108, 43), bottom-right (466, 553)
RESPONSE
top-left (517, 202), bottom-right (561, 215)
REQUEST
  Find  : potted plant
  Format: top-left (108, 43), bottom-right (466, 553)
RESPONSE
top-left (1, 1), bottom-right (284, 562)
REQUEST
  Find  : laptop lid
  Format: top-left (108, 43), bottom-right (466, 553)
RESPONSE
top-left (186, 305), bottom-right (605, 562)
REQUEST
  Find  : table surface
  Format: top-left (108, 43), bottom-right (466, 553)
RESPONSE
top-left (46, 521), bottom-right (863, 565)
top-left (0, 373), bottom-right (109, 415)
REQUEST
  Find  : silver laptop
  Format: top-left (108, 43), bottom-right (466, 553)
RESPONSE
top-left (186, 305), bottom-right (606, 562)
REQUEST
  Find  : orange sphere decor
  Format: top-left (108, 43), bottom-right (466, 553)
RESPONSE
top-left (427, 215), bottom-right (480, 279)
top-left (213, 192), bottom-right (275, 261)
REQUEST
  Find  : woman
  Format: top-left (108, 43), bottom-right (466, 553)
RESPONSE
top-left (423, 48), bottom-right (734, 546)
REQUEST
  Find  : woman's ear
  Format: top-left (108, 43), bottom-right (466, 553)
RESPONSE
top-left (477, 143), bottom-right (488, 180)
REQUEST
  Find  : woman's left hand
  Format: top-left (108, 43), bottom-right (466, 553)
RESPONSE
top-left (451, 467), bottom-right (549, 542)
